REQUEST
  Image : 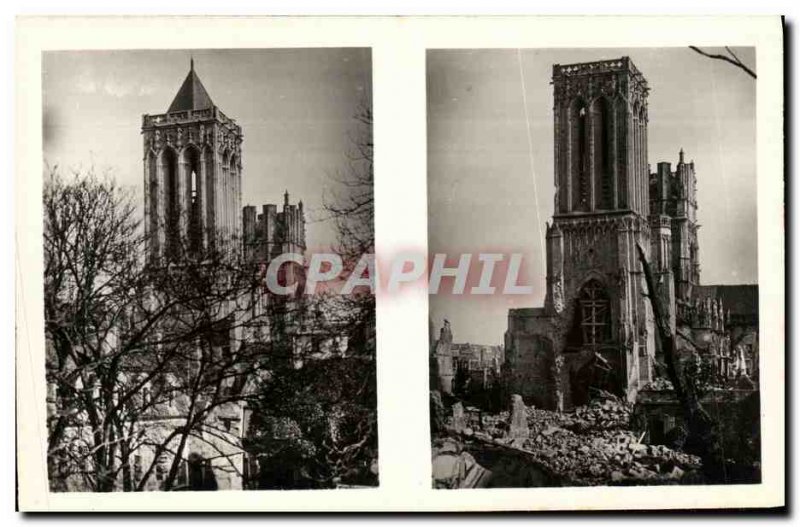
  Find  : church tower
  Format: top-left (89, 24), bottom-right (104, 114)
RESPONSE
top-left (648, 148), bottom-right (702, 330)
top-left (545, 57), bottom-right (655, 401)
top-left (142, 59), bottom-right (243, 261)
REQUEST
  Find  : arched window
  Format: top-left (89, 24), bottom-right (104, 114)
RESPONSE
top-left (160, 148), bottom-right (179, 257)
top-left (591, 98), bottom-right (613, 210)
top-left (183, 147), bottom-right (202, 254)
top-left (147, 151), bottom-right (159, 254)
top-left (577, 280), bottom-right (611, 350)
top-left (632, 102), bottom-right (641, 212)
top-left (569, 99), bottom-right (589, 211)
top-left (638, 105), bottom-right (648, 216)
top-left (203, 147), bottom-right (215, 244)
top-left (615, 97), bottom-right (628, 208)
top-left (229, 154), bottom-right (238, 238)
top-left (221, 151), bottom-right (230, 235)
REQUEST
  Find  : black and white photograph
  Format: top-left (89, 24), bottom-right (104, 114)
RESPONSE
top-left (13, 15), bottom-right (784, 512)
top-left (41, 48), bottom-right (377, 492)
top-left (428, 48), bottom-right (762, 488)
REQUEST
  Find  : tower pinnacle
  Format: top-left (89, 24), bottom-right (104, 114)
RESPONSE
top-left (167, 59), bottom-right (214, 113)
top-left (679, 148), bottom-right (685, 164)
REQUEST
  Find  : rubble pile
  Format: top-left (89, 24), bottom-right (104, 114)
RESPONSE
top-left (521, 426), bottom-right (700, 485)
top-left (557, 397), bottom-right (632, 433)
top-left (518, 397), bottom-right (632, 437)
top-left (446, 393), bottom-right (702, 486)
top-left (643, 378), bottom-right (674, 391)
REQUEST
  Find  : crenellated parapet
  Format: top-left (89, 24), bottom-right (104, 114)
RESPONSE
top-left (552, 57), bottom-right (649, 110)
top-left (242, 191), bottom-right (306, 265)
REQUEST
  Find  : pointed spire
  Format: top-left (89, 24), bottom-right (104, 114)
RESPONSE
top-left (679, 148), bottom-right (685, 164)
top-left (284, 189), bottom-right (289, 206)
top-left (167, 59), bottom-right (214, 113)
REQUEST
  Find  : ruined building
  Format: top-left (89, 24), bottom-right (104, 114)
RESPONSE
top-left (504, 58), bottom-right (759, 412)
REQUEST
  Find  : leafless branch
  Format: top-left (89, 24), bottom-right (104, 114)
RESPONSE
top-left (689, 46), bottom-right (757, 79)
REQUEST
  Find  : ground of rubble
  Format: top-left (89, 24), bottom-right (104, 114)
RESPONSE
top-left (447, 396), bottom-right (702, 486)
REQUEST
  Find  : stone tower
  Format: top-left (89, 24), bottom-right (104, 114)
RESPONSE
top-left (242, 191), bottom-right (307, 265)
top-left (506, 58), bottom-right (656, 410)
top-left (242, 190), bottom-right (307, 295)
top-left (649, 149), bottom-right (700, 304)
top-left (142, 59), bottom-right (243, 261)
top-left (547, 58), bottom-right (655, 397)
top-left (506, 56), bottom-right (755, 412)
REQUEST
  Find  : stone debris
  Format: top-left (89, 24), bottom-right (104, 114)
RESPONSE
top-left (519, 396), bottom-right (633, 437)
top-left (521, 425), bottom-right (701, 485)
top-left (644, 378), bottom-right (674, 391)
top-left (507, 394), bottom-right (530, 439)
top-left (431, 439), bottom-right (492, 489)
top-left (452, 402), bottom-right (466, 433)
top-left (444, 393), bottom-right (702, 486)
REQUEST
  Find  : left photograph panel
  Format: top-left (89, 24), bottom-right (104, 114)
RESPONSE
top-left (42, 48), bottom-right (377, 492)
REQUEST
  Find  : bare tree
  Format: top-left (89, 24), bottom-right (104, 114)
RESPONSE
top-left (44, 168), bottom-right (145, 491)
top-left (241, 101), bottom-right (378, 489)
top-left (321, 100), bottom-right (376, 353)
top-left (324, 100), bottom-right (374, 266)
top-left (44, 168), bottom-right (273, 492)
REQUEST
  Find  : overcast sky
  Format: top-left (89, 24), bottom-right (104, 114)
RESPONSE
top-left (428, 47), bottom-right (757, 345)
top-left (43, 48), bottom-right (372, 252)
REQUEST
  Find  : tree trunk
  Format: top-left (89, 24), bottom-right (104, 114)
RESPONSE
top-left (635, 243), bottom-right (727, 483)
top-left (163, 427), bottom-right (191, 491)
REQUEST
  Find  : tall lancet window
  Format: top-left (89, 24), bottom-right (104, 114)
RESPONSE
top-left (615, 97), bottom-right (628, 209)
top-left (184, 147), bottom-right (202, 254)
top-left (222, 152), bottom-right (230, 237)
top-left (190, 169), bottom-right (200, 251)
top-left (591, 97), bottom-right (613, 210)
top-left (147, 151), bottom-right (158, 254)
top-left (570, 99), bottom-right (589, 212)
top-left (638, 105), bottom-right (648, 216)
top-left (229, 155), bottom-right (238, 240)
top-left (203, 147), bottom-right (215, 246)
top-left (161, 148), bottom-right (179, 258)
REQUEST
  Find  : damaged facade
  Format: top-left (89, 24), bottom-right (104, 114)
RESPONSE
top-left (503, 57), bottom-right (759, 411)
top-left (430, 320), bottom-right (504, 397)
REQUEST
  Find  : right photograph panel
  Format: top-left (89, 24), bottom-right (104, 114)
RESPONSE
top-left (428, 48), bottom-right (760, 488)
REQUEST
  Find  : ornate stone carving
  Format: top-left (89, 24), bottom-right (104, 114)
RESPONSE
top-left (552, 276), bottom-right (565, 314)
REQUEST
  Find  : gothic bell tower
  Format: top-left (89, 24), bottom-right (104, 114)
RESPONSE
top-left (552, 56), bottom-right (650, 217)
top-left (142, 59), bottom-right (243, 261)
top-left (545, 57), bottom-right (655, 401)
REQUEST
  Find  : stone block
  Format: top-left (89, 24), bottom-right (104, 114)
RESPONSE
top-left (508, 394), bottom-right (530, 439)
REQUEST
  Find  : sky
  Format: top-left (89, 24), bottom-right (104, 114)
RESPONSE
top-left (427, 47), bottom-right (758, 345)
top-left (43, 48), bottom-right (372, 252)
